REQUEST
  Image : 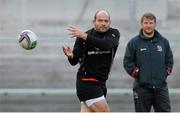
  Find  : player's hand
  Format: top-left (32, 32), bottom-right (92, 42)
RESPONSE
top-left (166, 67), bottom-right (172, 75)
top-left (67, 25), bottom-right (87, 40)
top-left (131, 67), bottom-right (139, 78)
top-left (62, 45), bottom-right (73, 59)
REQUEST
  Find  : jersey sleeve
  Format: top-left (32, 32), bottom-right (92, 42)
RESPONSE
top-left (68, 38), bottom-right (85, 65)
top-left (123, 39), bottom-right (137, 76)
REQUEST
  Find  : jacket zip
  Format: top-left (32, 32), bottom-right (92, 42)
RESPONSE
top-left (150, 40), bottom-right (155, 88)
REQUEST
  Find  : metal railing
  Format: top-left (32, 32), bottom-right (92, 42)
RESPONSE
top-left (0, 88), bottom-right (180, 96)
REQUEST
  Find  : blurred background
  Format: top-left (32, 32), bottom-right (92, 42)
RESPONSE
top-left (0, 0), bottom-right (180, 112)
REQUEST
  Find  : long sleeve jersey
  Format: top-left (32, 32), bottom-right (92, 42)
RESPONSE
top-left (68, 28), bottom-right (120, 82)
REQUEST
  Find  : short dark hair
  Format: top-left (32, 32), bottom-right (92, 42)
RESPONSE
top-left (141, 12), bottom-right (156, 23)
top-left (94, 10), bottom-right (110, 20)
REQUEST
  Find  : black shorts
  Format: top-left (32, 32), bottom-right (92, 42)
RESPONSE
top-left (76, 79), bottom-right (107, 102)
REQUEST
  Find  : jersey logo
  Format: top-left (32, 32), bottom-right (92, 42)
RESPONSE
top-left (112, 34), bottom-right (116, 38)
top-left (157, 45), bottom-right (162, 52)
top-left (140, 48), bottom-right (147, 51)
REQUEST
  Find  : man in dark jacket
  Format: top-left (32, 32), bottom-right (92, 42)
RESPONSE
top-left (123, 12), bottom-right (173, 112)
top-left (62, 10), bottom-right (120, 112)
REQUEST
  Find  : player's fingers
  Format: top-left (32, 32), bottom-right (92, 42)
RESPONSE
top-left (68, 26), bottom-right (76, 32)
top-left (68, 33), bottom-right (76, 38)
top-left (69, 26), bottom-right (80, 33)
top-left (67, 46), bottom-right (71, 50)
top-left (68, 31), bottom-right (74, 35)
top-left (62, 48), bottom-right (66, 54)
top-left (68, 25), bottom-right (77, 29)
top-left (63, 46), bottom-right (70, 52)
top-left (67, 28), bottom-right (75, 32)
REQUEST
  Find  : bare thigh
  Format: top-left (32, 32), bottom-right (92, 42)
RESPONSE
top-left (89, 99), bottom-right (110, 112)
top-left (81, 102), bottom-right (93, 112)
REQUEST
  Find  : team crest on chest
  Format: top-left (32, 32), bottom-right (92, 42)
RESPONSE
top-left (157, 45), bottom-right (162, 52)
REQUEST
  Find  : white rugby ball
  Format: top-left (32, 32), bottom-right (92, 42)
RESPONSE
top-left (18, 30), bottom-right (37, 50)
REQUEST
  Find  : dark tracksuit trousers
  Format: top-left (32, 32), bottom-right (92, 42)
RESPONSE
top-left (133, 85), bottom-right (171, 112)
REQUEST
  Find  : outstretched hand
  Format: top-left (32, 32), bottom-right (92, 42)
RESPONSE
top-left (62, 45), bottom-right (73, 59)
top-left (67, 25), bottom-right (87, 40)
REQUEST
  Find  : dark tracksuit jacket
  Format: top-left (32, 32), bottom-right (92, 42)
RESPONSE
top-left (68, 28), bottom-right (120, 82)
top-left (123, 30), bottom-right (174, 88)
